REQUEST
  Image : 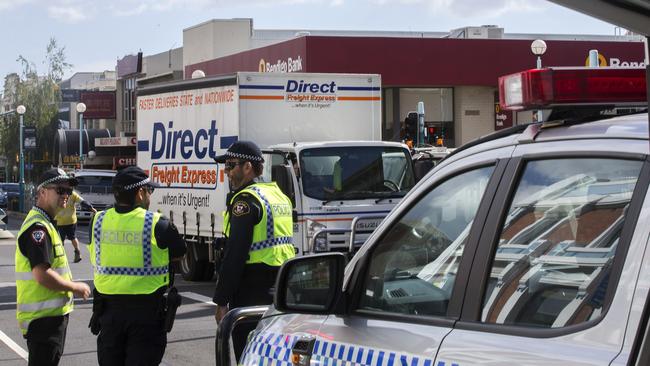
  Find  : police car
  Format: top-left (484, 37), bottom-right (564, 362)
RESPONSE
top-left (226, 67), bottom-right (650, 366)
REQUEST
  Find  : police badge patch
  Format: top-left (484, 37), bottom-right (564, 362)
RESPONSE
top-left (31, 229), bottom-right (46, 244)
top-left (232, 201), bottom-right (250, 216)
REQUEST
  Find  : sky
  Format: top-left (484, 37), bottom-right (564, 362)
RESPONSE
top-left (0, 0), bottom-right (624, 81)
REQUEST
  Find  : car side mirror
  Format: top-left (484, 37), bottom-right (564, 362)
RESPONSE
top-left (274, 253), bottom-right (346, 314)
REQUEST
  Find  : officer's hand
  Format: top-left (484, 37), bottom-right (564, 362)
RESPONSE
top-left (215, 305), bottom-right (229, 324)
top-left (72, 282), bottom-right (91, 300)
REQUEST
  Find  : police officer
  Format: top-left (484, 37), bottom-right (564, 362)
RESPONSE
top-left (88, 166), bottom-right (186, 366)
top-left (15, 168), bottom-right (91, 366)
top-left (213, 141), bottom-right (295, 358)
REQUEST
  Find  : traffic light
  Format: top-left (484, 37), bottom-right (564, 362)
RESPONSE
top-left (404, 112), bottom-right (418, 141)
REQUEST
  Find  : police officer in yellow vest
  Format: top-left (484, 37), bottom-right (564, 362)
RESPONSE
top-left (89, 166), bottom-right (186, 365)
top-left (15, 168), bottom-right (91, 366)
top-left (213, 140), bottom-right (295, 358)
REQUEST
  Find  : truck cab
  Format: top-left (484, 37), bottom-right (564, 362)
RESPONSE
top-left (73, 169), bottom-right (116, 222)
top-left (264, 141), bottom-right (415, 255)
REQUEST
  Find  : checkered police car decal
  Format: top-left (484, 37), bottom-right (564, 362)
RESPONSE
top-left (241, 332), bottom-right (439, 366)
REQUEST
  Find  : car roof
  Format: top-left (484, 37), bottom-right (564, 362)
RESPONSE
top-left (441, 112), bottom-right (649, 167)
top-left (535, 113), bottom-right (649, 142)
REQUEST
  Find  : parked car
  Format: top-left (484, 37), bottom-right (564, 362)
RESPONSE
top-left (0, 208), bottom-right (7, 229)
top-left (0, 183), bottom-right (20, 200)
top-left (227, 68), bottom-right (650, 366)
top-left (0, 188), bottom-right (7, 209)
top-left (0, 183), bottom-right (21, 210)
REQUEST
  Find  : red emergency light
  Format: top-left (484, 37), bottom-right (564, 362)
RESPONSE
top-left (499, 67), bottom-right (647, 110)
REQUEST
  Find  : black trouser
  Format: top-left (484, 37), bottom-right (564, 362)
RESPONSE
top-left (25, 314), bottom-right (69, 366)
top-left (97, 299), bottom-right (166, 366)
top-left (230, 264), bottom-right (280, 361)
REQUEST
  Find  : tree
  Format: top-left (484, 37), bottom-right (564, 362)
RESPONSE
top-left (1, 38), bottom-right (72, 182)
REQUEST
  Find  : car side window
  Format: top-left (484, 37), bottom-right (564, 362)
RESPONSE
top-left (481, 158), bottom-right (643, 328)
top-left (358, 166), bottom-right (494, 317)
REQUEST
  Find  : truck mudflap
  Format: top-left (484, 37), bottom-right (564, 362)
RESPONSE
top-left (216, 306), bottom-right (269, 366)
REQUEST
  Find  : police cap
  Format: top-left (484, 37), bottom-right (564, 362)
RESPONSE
top-left (113, 166), bottom-right (159, 192)
top-left (214, 140), bottom-right (264, 163)
top-left (37, 168), bottom-right (78, 189)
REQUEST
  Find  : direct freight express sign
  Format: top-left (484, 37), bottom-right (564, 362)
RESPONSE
top-left (136, 85), bottom-right (238, 194)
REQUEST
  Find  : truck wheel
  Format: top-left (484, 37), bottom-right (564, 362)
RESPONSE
top-left (203, 262), bottom-right (216, 281)
top-left (180, 242), bottom-right (207, 281)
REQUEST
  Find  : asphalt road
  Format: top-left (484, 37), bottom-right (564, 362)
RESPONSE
top-left (0, 216), bottom-right (219, 365)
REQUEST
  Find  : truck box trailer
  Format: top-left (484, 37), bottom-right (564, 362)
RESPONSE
top-left (136, 72), bottom-right (415, 280)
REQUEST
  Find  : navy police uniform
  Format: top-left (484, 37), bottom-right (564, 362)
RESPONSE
top-left (89, 166), bottom-right (186, 366)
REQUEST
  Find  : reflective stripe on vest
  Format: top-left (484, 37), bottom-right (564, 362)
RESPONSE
top-left (248, 186), bottom-right (293, 251)
top-left (15, 267), bottom-right (70, 281)
top-left (17, 297), bottom-right (72, 312)
top-left (92, 210), bottom-right (168, 276)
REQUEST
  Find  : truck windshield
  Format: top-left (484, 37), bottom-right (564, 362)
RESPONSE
top-left (299, 146), bottom-right (415, 201)
top-left (76, 176), bottom-right (113, 194)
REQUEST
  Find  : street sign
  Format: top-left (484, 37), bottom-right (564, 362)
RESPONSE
top-left (23, 127), bottom-right (37, 150)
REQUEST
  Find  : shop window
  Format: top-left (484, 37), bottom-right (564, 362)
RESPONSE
top-left (399, 88), bottom-right (454, 147)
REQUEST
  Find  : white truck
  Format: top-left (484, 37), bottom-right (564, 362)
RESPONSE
top-left (136, 72), bottom-right (416, 280)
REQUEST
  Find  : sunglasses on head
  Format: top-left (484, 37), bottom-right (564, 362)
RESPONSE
top-left (51, 186), bottom-right (73, 196)
top-left (224, 161), bottom-right (247, 170)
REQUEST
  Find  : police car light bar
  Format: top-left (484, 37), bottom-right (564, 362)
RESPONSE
top-left (499, 67), bottom-right (647, 110)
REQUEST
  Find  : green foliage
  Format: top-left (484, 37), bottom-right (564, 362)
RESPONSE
top-left (1, 38), bottom-right (72, 180)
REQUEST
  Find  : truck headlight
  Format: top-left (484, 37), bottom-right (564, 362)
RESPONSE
top-left (307, 219), bottom-right (328, 252)
top-left (306, 219), bottom-right (326, 238)
top-left (314, 237), bottom-right (328, 252)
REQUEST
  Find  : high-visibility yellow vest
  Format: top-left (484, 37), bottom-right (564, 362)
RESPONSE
top-left (15, 208), bottom-right (73, 335)
top-left (224, 182), bottom-right (295, 267)
top-left (89, 208), bottom-right (169, 295)
top-left (54, 191), bottom-right (81, 225)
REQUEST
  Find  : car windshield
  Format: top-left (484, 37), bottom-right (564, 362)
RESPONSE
top-left (299, 146), bottom-right (415, 201)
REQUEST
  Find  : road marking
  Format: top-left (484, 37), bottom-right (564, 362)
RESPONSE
top-left (0, 330), bottom-right (28, 360)
top-left (180, 292), bottom-right (216, 306)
